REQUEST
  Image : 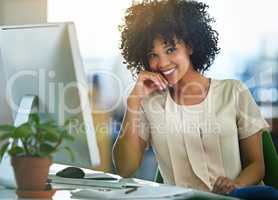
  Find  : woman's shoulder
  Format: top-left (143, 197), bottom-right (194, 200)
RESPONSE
top-left (212, 78), bottom-right (241, 85)
top-left (210, 78), bottom-right (249, 102)
top-left (212, 78), bottom-right (245, 92)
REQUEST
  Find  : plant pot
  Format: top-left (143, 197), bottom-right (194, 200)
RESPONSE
top-left (11, 156), bottom-right (52, 191)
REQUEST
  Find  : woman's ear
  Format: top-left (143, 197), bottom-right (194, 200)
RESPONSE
top-left (187, 45), bottom-right (193, 55)
top-left (189, 48), bottom-right (193, 55)
top-left (184, 42), bottom-right (193, 55)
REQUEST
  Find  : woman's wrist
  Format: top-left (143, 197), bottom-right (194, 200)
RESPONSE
top-left (127, 95), bottom-right (142, 110)
top-left (233, 179), bottom-right (244, 188)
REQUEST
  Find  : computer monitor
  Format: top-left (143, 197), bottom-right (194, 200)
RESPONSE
top-left (0, 23), bottom-right (101, 187)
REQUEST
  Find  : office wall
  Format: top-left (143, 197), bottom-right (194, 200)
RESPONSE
top-left (0, 0), bottom-right (47, 25)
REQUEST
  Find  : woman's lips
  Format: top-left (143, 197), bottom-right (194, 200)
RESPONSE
top-left (162, 68), bottom-right (176, 76)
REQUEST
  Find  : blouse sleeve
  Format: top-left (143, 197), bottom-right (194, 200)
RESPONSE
top-left (235, 80), bottom-right (269, 140)
top-left (137, 105), bottom-right (151, 149)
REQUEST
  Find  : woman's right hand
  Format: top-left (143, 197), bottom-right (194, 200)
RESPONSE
top-left (129, 71), bottom-right (168, 102)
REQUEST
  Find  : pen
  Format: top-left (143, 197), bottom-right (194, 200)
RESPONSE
top-left (125, 187), bottom-right (138, 194)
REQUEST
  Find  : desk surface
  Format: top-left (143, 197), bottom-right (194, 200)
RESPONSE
top-left (0, 164), bottom-right (238, 200)
top-left (0, 188), bottom-right (238, 200)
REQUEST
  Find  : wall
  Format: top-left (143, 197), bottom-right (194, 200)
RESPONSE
top-left (0, 0), bottom-right (47, 25)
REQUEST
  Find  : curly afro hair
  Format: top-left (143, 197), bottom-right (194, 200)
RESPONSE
top-left (119, 0), bottom-right (220, 77)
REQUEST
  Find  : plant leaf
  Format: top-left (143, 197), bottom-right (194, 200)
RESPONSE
top-left (29, 113), bottom-right (40, 126)
top-left (41, 125), bottom-right (59, 134)
top-left (8, 146), bottom-right (24, 156)
top-left (13, 123), bottom-right (32, 139)
top-left (0, 142), bottom-right (10, 162)
top-left (39, 143), bottom-right (56, 157)
top-left (59, 127), bottom-right (74, 141)
top-left (42, 131), bottom-right (59, 142)
top-left (0, 113), bottom-right (79, 159)
top-left (0, 132), bottom-right (13, 141)
top-left (0, 125), bottom-right (15, 133)
top-left (61, 131), bottom-right (74, 141)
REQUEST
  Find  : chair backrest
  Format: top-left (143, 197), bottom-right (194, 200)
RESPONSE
top-left (154, 168), bottom-right (163, 184)
top-left (262, 130), bottom-right (278, 189)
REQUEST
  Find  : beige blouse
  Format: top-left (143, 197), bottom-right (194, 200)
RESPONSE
top-left (138, 79), bottom-right (269, 191)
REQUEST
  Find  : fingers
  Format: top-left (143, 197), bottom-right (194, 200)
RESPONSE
top-left (157, 73), bottom-right (168, 87)
top-left (139, 71), bottom-right (168, 91)
top-left (156, 73), bottom-right (168, 90)
top-left (212, 176), bottom-right (224, 194)
top-left (221, 178), bottom-right (235, 194)
top-left (150, 72), bottom-right (168, 90)
top-left (212, 177), bottom-right (236, 195)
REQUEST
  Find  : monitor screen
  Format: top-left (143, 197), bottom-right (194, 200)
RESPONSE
top-left (0, 23), bottom-right (100, 172)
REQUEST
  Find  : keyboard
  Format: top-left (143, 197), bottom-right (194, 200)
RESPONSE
top-left (49, 175), bottom-right (142, 189)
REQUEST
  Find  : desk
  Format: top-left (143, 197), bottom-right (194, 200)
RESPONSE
top-left (0, 188), bottom-right (239, 200)
top-left (0, 164), bottom-right (239, 200)
top-left (0, 188), bottom-right (241, 200)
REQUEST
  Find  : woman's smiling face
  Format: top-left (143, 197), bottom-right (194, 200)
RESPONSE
top-left (147, 36), bottom-right (194, 86)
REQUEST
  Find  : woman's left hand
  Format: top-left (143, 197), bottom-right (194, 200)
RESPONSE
top-left (212, 176), bottom-right (237, 195)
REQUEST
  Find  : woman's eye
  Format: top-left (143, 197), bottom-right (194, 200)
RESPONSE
top-left (148, 53), bottom-right (156, 59)
top-left (166, 47), bottom-right (176, 54)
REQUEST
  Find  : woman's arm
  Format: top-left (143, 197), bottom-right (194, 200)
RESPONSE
top-left (112, 96), bottom-right (147, 177)
top-left (213, 131), bottom-right (265, 194)
top-left (234, 131), bottom-right (265, 186)
top-left (112, 71), bottom-right (167, 177)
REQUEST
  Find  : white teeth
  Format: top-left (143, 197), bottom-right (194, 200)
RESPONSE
top-left (163, 68), bottom-right (176, 75)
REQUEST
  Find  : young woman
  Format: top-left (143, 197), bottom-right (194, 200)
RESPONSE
top-left (113, 0), bottom-right (276, 197)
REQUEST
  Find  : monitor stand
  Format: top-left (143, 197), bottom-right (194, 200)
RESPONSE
top-left (0, 95), bottom-right (37, 188)
top-left (13, 95), bottom-right (38, 127)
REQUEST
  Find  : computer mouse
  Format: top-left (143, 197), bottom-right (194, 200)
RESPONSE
top-left (56, 167), bottom-right (85, 179)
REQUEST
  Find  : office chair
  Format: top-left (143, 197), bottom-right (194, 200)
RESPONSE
top-left (155, 130), bottom-right (278, 189)
top-left (262, 130), bottom-right (278, 189)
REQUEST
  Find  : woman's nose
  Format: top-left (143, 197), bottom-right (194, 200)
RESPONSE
top-left (158, 55), bottom-right (170, 68)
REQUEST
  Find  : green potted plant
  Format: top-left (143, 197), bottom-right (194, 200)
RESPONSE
top-left (0, 113), bottom-right (74, 194)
